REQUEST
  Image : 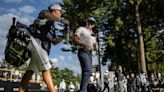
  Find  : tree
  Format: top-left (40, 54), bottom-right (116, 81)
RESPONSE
top-left (63, 0), bottom-right (104, 29)
top-left (51, 67), bottom-right (80, 90)
top-left (94, 0), bottom-right (164, 75)
top-left (62, 0), bottom-right (164, 75)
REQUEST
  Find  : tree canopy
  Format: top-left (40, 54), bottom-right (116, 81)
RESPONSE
top-left (63, 0), bottom-right (164, 76)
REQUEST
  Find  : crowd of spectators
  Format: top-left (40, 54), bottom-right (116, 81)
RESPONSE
top-left (107, 65), bottom-right (164, 92)
top-left (87, 65), bottom-right (164, 92)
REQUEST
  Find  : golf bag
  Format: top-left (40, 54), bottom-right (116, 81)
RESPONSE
top-left (4, 17), bottom-right (31, 67)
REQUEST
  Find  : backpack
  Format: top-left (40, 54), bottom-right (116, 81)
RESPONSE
top-left (4, 17), bottom-right (31, 67)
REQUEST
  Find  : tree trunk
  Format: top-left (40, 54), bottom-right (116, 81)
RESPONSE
top-left (135, 0), bottom-right (147, 74)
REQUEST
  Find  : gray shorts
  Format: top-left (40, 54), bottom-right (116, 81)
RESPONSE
top-left (27, 36), bottom-right (52, 73)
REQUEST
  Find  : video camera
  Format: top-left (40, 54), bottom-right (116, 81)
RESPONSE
top-left (52, 21), bottom-right (74, 52)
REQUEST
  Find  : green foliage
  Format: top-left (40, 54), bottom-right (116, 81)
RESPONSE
top-left (93, 0), bottom-right (164, 75)
top-left (62, 0), bottom-right (164, 75)
top-left (63, 0), bottom-right (104, 29)
top-left (51, 67), bottom-right (81, 88)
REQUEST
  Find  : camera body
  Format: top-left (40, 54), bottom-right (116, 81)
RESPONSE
top-left (51, 21), bottom-right (70, 44)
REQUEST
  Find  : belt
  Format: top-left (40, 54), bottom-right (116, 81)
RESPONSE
top-left (78, 48), bottom-right (92, 53)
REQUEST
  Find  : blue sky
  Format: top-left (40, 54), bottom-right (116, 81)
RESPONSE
top-left (0, 0), bottom-right (104, 75)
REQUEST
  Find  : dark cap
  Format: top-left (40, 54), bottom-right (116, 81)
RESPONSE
top-left (87, 17), bottom-right (96, 24)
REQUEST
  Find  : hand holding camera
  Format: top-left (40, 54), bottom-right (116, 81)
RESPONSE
top-left (61, 19), bottom-right (70, 25)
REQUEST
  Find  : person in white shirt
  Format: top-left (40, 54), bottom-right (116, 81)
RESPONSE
top-left (88, 73), bottom-right (97, 92)
top-left (40, 81), bottom-right (48, 91)
top-left (102, 70), bottom-right (110, 92)
top-left (14, 70), bottom-right (19, 80)
top-left (122, 76), bottom-right (128, 92)
top-left (75, 82), bottom-right (80, 92)
top-left (68, 82), bottom-right (75, 92)
top-left (73, 17), bottom-right (97, 92)
top-left (59, 79), bottom-right (66, 92)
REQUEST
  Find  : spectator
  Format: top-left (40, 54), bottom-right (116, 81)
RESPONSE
top-left (14, 70), bottom-right (19, 81)
top-left (3, 71), bottom-right (8, 79)
top-left (88, 73), bottom-right (97, 92)
top-left (40, 81), bottom-right (48, 91)
top-left (36, 73), bottom-right (41, 83)
top-left (122, 76), bottom-right (128, 92)
top-left (68, 82), bottom-right (75, 92)
top-left (114, 76), bottom-right (119, 92)
top-left (140, 72), bottom-right (147, 92)
top-left (59, 79), bottom-right (66, 92)
top-left (89, 73), bottom-right (97, 85)
top-left (115, 65), bottom-right (124, 92)
top-left (136, 74), bottom-right (141, 92)
top-left (75, 82), bottom-right (80, 92)
top-left (157, 73), bottom-right (162, 80)
top-left (95, 70), bottom-right (101, 91)
top-left (128, 73), bottom-right (136, 92)
top-left (102, 70), bottom-right (110, 92)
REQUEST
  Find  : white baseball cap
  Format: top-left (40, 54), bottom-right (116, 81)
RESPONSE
top-left (49, 3), bottom-right (65, 13)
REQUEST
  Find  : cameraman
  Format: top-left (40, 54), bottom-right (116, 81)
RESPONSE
top-left (18, 3), bottom-right (69, 92)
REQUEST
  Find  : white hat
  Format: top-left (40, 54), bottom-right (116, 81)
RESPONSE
top-left (92, 73), bottom-right (95, 76)
top-left (105, 70), bottom-right (109, 73)
top-left (49, 3), bottom-right (65, 13)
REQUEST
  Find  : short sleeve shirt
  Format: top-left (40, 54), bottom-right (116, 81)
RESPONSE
top-left (75, 27), bottom-right (96, 49)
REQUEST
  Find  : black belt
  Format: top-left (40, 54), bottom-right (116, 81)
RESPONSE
top-left (78, 48), bottom-right (92, 53)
